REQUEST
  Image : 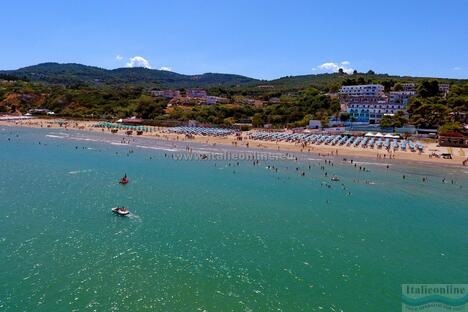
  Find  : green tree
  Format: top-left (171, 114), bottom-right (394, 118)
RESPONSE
top-left (407, 98), bottom-right (448, 128)
top-left (339, 112), bottom-right (350, 121)
top-left (134, 96), bottom-right (167, 119)
top-left (438, 121), bottom-right (462, 134)
top-left (418, 80), bottom-right (439, 98)
top-left (381, 80), bottom-right (395, 92)
top-left (380, 111), bottom-right (407, 128)
top-left (393, 83), bottom-right (403, 91)
top-left (252, 113), bottom-right (264, 127)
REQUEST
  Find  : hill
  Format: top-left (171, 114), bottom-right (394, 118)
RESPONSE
top-left (2, 63), bottom-right (466, 93)
top-left (0, 63), bottom-right (259, 88)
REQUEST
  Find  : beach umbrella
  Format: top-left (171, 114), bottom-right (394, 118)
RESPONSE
top-left (365, 132), bottom-right (375, 137)
top-left (375, 132), bottom-right (383, 137)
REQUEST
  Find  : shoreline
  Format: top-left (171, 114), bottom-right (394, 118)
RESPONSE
top-left (1, 118), bottom-right (467, 168)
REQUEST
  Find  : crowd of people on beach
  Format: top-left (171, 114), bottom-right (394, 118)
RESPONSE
top-left (1, 118), bottom-right (467, 167)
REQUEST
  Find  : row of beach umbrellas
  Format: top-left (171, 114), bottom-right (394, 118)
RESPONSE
top-left (94, 122), bottom-right (152, 132)
top-left (249, 132), bottom-right (424, 151)
top-left (168, 126), bottom-right (237, 136)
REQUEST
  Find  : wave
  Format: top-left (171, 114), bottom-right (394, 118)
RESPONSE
top-left (353, 161), bottom-right (391, 167)
top-left (110, 142), bottom-right (129, 146)
top-left (69, 137), bottom-right (103, 143)
top-left (135, 145), bottom-right (179, 152)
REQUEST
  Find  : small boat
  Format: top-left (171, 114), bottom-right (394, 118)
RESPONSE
top-left (119, 174), bottom-right (129, 184)
top-left (112, 207), bottom-right (130, 216)
top-left (331, 176), bottom-right (340, 182)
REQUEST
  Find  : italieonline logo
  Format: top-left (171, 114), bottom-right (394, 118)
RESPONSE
top-left (402, 284), bottom-right (467, 312)
top-left (172, 152), bottom-right (296, 161)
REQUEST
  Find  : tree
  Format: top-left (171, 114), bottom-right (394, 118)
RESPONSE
top-left (134, 96), bottom-right (167, 119)
top-left (438, 122), bottom-right (462, 134)
top-left (394, 83), bottom-right (403, 91)
top-left (252, 113), bottom-right (264, 127)
top-left (339, 112), bottom-right (350, 121)
top-left (418, 80), bottom-right (439, 98)
top-left (338, 68), bottom-right (345, 75)
top-left (407, 98), bottom-right (448, 128)
top-left (381, 80), bottom-right (395, 92)
top-left (367, 70), bottom-right (376, 75)
top-left (379, 111), bottom-right (407, 128)
top-left (357, 77), bottom-right (366, 85)
top-left (352, 70), bottom-right (358, 75)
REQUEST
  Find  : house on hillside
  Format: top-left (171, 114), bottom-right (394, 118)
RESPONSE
top-left (151, 89), bottom-right (180, 99)
top-left (206, 96), bottom-right (229, 105)
top-left (186, 89), bottom-right (207, 99)
top-left (28, 108), bottom-right (55, 115)
top-left (308, 120), bottom-right (322, 129)
top-left (268, 97), bottom-right (281, 104)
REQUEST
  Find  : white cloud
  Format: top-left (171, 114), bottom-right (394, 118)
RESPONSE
top-left (452, 66), bottom-right (461, 71)
top-left (126, 56), bottom-right (152, 69)
top-left (314, 61), bottom-right (354, 74)
top-left (115, 55), bottom-right (123, 61)
top-left (159, 66), bottom-right (172, 71)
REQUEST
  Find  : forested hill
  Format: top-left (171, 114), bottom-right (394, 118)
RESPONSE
top-left (0, 63), bottom-right (259, 88)
top-left (1, 63), bottom-right (465, 91)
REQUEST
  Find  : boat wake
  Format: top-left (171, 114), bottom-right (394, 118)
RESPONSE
top-left (68, 169), bottom-right (92, 175)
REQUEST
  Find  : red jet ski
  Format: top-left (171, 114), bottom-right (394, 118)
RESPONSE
top-left (119, 174), bottom-right (129, 184)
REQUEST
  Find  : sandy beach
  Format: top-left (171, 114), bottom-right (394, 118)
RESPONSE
top-left (1, 117), bottom-right (467, 167)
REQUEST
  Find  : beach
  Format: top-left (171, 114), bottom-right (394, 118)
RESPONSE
top-left (1, 117), bottom-right (467, 167)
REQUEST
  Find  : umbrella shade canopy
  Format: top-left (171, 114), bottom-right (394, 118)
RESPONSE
top-left (375, 132), bottom-right (383, 137)
top-left (365, 132), bottom-right (375, 137)
top-left (384, 134), bottom-right (394, 138)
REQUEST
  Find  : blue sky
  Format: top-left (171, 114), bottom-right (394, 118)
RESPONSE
top-left (1, 0), bottom-right (467, 79)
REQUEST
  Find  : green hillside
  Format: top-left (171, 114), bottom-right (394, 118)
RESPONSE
top-left (0, 63), bottom-right (259, 88)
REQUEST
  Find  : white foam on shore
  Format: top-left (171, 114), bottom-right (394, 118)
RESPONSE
top-left (46, 135), bottom-right (66, 139)
top-left (136, 145), bottom-right (179, 152)
top-left (110, 142), bottom-right (129, 146)
top-left (69, 137), bottom-right (103, 143)
top-left (353, 161), bottom-right (391, 167)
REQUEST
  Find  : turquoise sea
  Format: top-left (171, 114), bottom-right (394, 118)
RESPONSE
top-left (0, 127), bottom-right (467, 311)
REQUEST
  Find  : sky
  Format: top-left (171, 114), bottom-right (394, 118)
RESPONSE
top-left (1, 0), bottom-right (467, 79)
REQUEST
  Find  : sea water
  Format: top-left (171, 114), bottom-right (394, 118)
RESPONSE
top-left (0, 127), bottom-right (467, 311)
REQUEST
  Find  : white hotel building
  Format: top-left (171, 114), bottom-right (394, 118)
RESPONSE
top-left (341, 84), bottom-right (415, 124)
top-left (340, 84), bottom-right (385, 97)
